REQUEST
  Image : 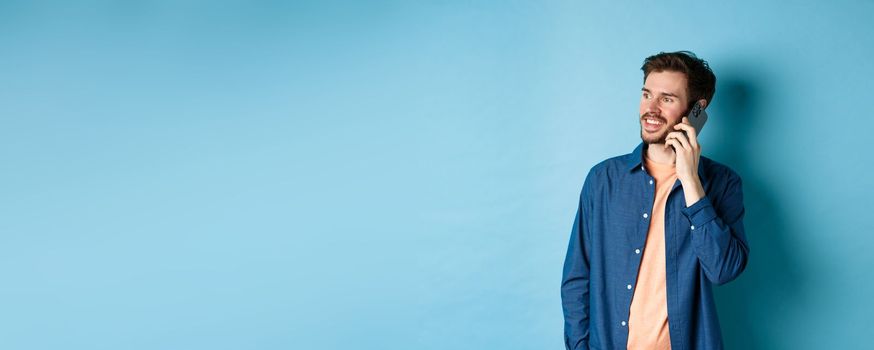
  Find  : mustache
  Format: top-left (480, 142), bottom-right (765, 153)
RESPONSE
top-left (640, 113), bottom-right (667, 124)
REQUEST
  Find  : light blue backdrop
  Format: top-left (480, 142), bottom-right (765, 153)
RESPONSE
top-left (2, 1), bottom-right (872, 349)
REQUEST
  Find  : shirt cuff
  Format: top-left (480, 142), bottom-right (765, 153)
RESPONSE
top-left (681, 195), bottom-right (718, 228)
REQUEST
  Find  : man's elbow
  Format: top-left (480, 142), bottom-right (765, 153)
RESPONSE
top-left (710, 253), bottom-right (749, 286)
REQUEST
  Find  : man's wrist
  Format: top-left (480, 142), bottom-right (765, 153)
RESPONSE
top-left (678, 171), bottom-right (698, 184)
top-left (680, 174), bottom-right (705, 207)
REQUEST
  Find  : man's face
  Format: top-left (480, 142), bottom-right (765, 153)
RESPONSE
top-left (639, 70), bottom-right (690, 144)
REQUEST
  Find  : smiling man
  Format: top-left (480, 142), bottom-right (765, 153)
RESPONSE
top-left (561, 51), bottom-right (750, 350)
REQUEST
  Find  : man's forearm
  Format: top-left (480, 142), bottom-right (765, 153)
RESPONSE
top-left (681, 187), bottom-right (749, 285)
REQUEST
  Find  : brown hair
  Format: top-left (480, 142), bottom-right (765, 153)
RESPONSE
top-left (641, 51), bottom-right (716, 109)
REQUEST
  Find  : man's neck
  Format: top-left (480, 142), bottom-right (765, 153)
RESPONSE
top-left (645, 142), bottom-right (677, 165)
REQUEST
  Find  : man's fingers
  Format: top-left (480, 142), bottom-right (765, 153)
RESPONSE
top-left (665, 138), bottom-right (685, 153)
top-left (665, 133), bottom-right (690, 153)
top-left (674, 130), bottom-right (692, 150)
top-left (666, 131), bottom-right (690, 151)
top-left (673, 118), bottom-right (699, 149)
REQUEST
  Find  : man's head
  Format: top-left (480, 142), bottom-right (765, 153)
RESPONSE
top-left (638, 51), bottom-right (716, 144)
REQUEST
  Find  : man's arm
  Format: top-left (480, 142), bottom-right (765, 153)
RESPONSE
top-left (681, 173), bottom-right (750, 285)
top-left (667, 118), bottom-right (750, 285)
top-left (561, 182), bottom-right (591, 350)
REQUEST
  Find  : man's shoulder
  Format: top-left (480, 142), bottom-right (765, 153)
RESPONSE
top-left (699, 155), bottom-right (742, 183)
top-left (588, 150), bottom-right (636, 175)
top-left (582, 151), bottom-right (636, 187)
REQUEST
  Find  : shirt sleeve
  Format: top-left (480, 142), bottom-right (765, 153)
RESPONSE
top-left (681, 172), bottom-right (750, 285)
top-left (561, 173), bottom-right (593, 350)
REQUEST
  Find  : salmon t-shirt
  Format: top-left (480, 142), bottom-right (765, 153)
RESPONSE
top-left (627, 154), bottom-right (677, 350)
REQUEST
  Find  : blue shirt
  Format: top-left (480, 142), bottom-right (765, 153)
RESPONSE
top-left (561, 143), bottom-right (750, 350)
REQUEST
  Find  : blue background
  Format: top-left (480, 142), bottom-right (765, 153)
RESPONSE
top-left (2, 1), bottom-right (873, 349)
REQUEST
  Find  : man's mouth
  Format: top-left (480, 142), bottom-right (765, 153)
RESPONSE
top-left (642, 116), bottom-right (665, 132)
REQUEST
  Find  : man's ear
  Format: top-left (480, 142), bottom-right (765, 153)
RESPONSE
top-left (698, 99), bottom-right (709, 109)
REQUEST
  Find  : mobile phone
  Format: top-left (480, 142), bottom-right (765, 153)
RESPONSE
top-left (687, 101), bottom-right (708, 135)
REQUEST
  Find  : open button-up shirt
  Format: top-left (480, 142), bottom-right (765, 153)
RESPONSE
top-left (561, 143), bottom-right (750, 350)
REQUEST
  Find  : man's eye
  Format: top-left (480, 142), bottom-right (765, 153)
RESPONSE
top-left (663, 97), bottom-right (673, 103)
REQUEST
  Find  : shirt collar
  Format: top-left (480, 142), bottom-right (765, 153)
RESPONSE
top-left (626, 142), bottom-right (706, 177)
top-left (625, 142), bottom-right (647, 172)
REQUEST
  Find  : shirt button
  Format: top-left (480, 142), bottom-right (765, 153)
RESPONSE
top-left (649, 179), bottom-right (654, 185)
top-left (691, 225), bottom-right (696, 230)
top-left (643, 213), bottom-right (649, 219)
top-left (621, 321), bottom-right (627, 327)
top-left (627, 284), bottom-right (633, 290)
top-left (635, 248), bottom-right (641, 254)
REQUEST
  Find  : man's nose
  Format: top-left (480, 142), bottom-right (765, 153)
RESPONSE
top-left (644, 99), bottom-right (660, 114)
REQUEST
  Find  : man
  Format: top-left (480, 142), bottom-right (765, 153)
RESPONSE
top-left (561, 51), bottom-right (749, 350)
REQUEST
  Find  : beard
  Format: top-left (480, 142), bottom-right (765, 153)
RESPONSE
top-left (639, 113), bottom-right (675, 145)
top-left (639, 109), bottom-right (689, 145)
